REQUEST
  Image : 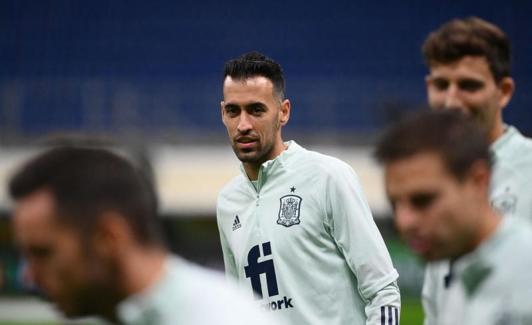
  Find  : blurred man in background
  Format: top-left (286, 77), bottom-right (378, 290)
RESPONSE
top-left (376, 110), bottom-right (532, 324)
top-left (9, 146), bottom-right (275, 325)
top-left (422, 17), bottom-right (532, 324)
top-left (217, 51), bottom-right (400, 324)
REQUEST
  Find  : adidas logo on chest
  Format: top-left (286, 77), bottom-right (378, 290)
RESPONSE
top-left (232, 215), bottom-right (242, 231)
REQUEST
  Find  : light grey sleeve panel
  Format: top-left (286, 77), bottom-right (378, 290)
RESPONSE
top-left (490, 127), bottom-right (532, 221)
top-left (321, 159), bottom-right (400, 323)
top-left (365, 281), bottom-right (401, 325)
top-left (216, 196), bottom-right (238, 279)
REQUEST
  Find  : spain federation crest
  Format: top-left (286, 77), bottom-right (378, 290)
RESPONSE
top-left (491, 189), bottom-right (517, 216)
top-left (277, 195), bottom-right (302, 227)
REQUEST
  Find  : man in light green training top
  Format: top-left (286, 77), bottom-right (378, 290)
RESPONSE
top-left (9, 146), bottom-right (275, 325)
top-left (421, 17), bottom-right (532, 325)
top-left (376, 110), bottom-right (532, 325)
top-left (216, 51), bottom-right (401, 325)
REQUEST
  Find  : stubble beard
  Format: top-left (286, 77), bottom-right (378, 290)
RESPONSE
top-left (62, 253), bottom-right (123, 320)
top-left (233, 140), bottom-right (275, 166)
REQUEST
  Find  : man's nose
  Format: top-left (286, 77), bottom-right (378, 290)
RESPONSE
top-left (394, 203), bottom-right (418, 235)
top-left (443, 85), bottom-right (465, 111)
top-left (237, 113), bottom-right (252, 133)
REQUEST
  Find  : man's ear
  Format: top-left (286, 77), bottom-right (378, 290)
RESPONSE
top-left (466, 160), bottom-right (491, 195)
top-left (279, 99), bottom-right (291, 126)
top-left (425, 74), bottom-right (432, 88)
top-left (498, 77), bottom-right (515, 110)
top-left (92, 212), bottom-right (131, 257)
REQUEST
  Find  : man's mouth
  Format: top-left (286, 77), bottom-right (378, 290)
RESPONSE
top-left (407, 237), bottom-right (431, 255)
top-left (236, 137), bottom-right (258, 149)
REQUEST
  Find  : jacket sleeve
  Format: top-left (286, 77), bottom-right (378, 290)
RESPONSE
top-left (216, 203), bottom-right (239, 280)
top-left (325, 162), bottom-right (400, 325)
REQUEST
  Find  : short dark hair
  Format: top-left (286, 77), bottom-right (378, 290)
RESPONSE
top-left (9, 146), bottom-right (162, 245)
top-left (422, 17), bottom-right (511, 82)
top-left (375, 110), bottom-right (492, 180)
top-left (223, 51), bottom-right (286, 99)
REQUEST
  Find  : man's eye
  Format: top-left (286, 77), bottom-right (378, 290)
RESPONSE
top-left (389, 199), bottom-right (397, 212)
top-left (251, 107), bottom-right (264, 115)
top-left (410, 193), bottom-right (437, 209)
top-left (225, 107), bottom-right (239, 116)
top-left (29, 247), bottom-right (53, 259)
top-left (432, 79), bottom-right (449, 91)
top-left (459, 80), bottom-right (483, 92)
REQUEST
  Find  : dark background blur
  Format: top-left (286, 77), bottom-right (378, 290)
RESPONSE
top-left (0, 1), bottom-right (530, 322)
top-left (1, 0), bottom-right (531, 142)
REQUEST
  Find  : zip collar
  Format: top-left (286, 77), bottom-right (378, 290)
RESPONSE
top-left (491, 125), bottom-right (521, 158)
top-left (239, 140), bottom-right (302, 193)
top-left (451, 217), bottom-right (512, 296)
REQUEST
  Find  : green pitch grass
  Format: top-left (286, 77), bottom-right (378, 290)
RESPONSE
top-left (0, 323), bottom-right (58, 325)
top-left (0, 299), bottom-right (424, 325)
top-left (401, 298), bottom-right (424, 324)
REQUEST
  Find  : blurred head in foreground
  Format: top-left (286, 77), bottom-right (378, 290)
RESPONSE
top-left (9, 146), bottom-right (164, 320)
top-left (423, 17), bottom-right (514, 143)
top-left (375, 110), bottom-right (499, 261)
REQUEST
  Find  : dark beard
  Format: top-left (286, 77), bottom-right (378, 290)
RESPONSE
top-left (233, 143), bottom-right (274, 166)
top-left (63, 251), bottom-right (125, 321)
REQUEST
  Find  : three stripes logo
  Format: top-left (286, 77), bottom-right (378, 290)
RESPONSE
top-left (232, 215), bottom-right (242, 231)
top-left (381, 305), bottom-right (399, 325)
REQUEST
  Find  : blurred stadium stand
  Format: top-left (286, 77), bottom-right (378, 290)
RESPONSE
top-left (0, 0), bottom-right (531, 142)
top-left (0, 0), bottom-right (530, 321)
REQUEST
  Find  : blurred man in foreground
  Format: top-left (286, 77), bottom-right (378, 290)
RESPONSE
top-left (9, 146), bottom-right (274, 324)
top-left (376, 110), bottom-right (532, 324)
top-left (422, 17), bottom-right (532, 324)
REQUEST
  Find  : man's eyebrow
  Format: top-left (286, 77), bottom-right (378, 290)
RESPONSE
top-left (244, 102), bottom-right (267, 109)
top-left (223, 102), bottom-right (267, 109)
top-left (458, 78), bottom-right (484, 84)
